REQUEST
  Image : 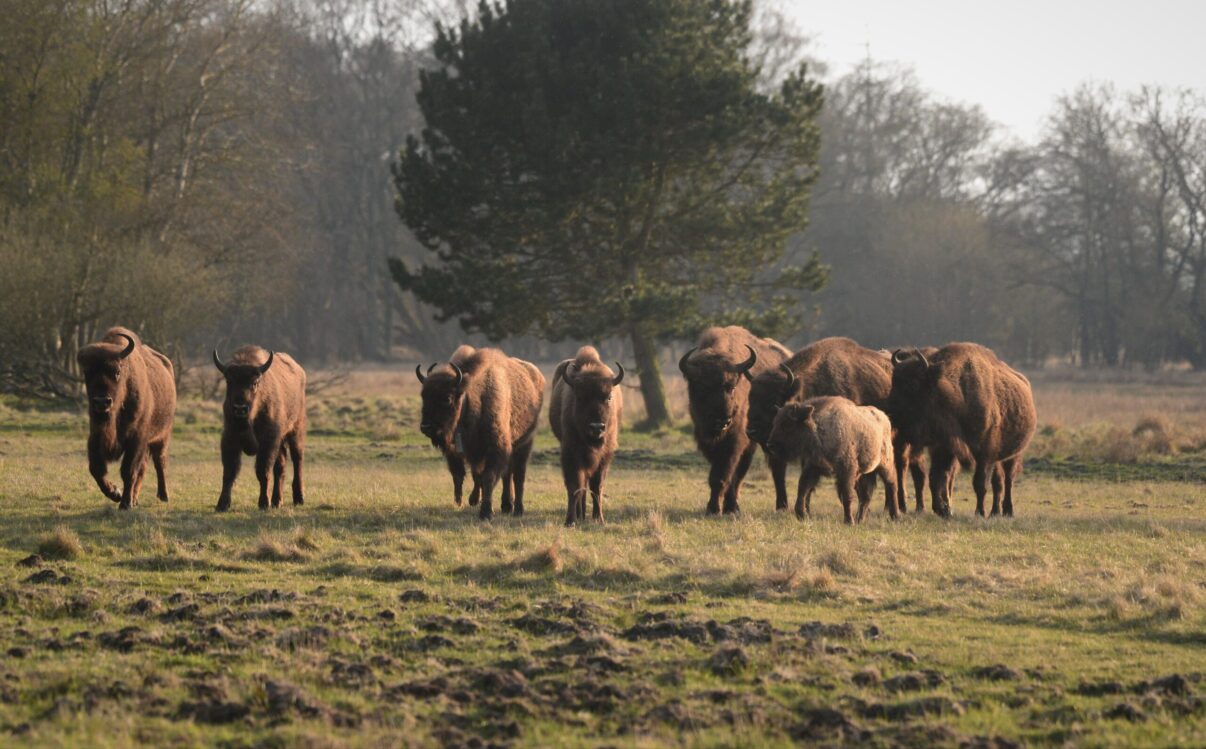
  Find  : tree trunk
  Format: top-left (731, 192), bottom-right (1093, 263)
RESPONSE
top-left (630, 328), bottom-right (671, 429)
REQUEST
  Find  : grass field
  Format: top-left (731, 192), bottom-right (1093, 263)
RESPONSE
top-left (0, 368), bottom-right (1204, 747)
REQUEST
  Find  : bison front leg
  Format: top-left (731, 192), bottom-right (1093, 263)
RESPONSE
top-left (88, 439), bottom-right (121, 504)
top-left (150, 439), bottom-right (170, 503)
top-left (468, 475), bottom-right (481, 506)
top-left (216, 431), bottom-right (242, 512)
top-left (118, 444), bottom-right (148, 511)
top-left (892, 437), bottom-right (910, 514)
top-left (836, 470), bottom-right (859, 525)
top-left (909, 457), bottom-right (927, 513)
top-left (928, 448), bottom-right (955, 518)
top-left (254, 438), bottom-right (282, 511)
top-left (444, 451), bottom-right (468, 507)
top-left (589, 462), bottom-right (610, 522)
top-left (723, 441), bottom-right (756, 515)
top-left (765, 450), bottom-right (789, 512)
top-left (794, 465), bottom-right (822, 520)
top-left (270, 449), bottom-right (286, 508)
top-left (879, 464), bottom-right (900, 520)
top-left (563, 461), bottom-right (588, 527)
top-left (972, 459), bottom-right (992, 518)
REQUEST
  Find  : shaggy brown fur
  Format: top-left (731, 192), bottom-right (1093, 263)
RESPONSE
top-left (77, 327), bottom-right (176, 510)
top-left (213, 346), bottom-right (307, 512)
top-left (744, 336), bottom-right (930, 513)
top-left (679, 326), bottom-right (791, 515)
top-left (418, 348), bottom-right (545, 520)
top-left (887, 343), bottom-right (1037, 517)
top-left (416, 345), bottom-right (481, 508)
top-left (549, 346), bottom-right (624, 526)
top-left (766, 396), bottom-right (898, 524)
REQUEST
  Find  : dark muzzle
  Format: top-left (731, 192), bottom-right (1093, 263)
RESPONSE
top-left (713, 417), bottom-right (733, 434)
top-left (91, 396), bottom-right (113, 415)
top-left (231, 403), bottom-right (250, 418)
top-left (586, 422), bottom-right (607, 441)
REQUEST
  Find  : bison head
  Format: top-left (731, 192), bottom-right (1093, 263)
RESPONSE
top-left (679, 344), bottom-right (757, 442)
top-left (765, 401), bottom-right (816, 462)
top-left (77, 333), bottom-right (137, 418)
top-left (213, 348), bottom-right (274, 424)
top-left (886, 348), bottom-right (934, 439)
top-left (415, 362), bottom-right (466, 450)
top-left (564, 361), bottom-right (624, 445)
top-left (746, 363), bottom-right (797, 446)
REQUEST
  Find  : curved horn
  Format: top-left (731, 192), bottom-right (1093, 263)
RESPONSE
top-left (116, 333), bottom-right (136, 359)
top-left (914, 348), bottom-right (930, 369)
top-left (212, 349), bottom-right (228, 375)
top-left (891, 348), bottom-right (909, 366)
top-left (732, 344), bottom-right (757, 374)
top-left (449, 361), bottom-right (464, 386)
top-left (563, 362), bottom-right (577, 386)
top-left (612, 362), bottom-right (625, 386)
top-left (678, 347), bottom-right (697, 374)
top-left (258, 350), bottom-right (275, 374)
top-left (415, 364), bottom-right (426, 384)
top-left (779, 362), bottom-right (796, 393)
top-left (427, 362), bottom-right (438, 376)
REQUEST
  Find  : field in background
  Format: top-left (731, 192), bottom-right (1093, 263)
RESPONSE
top-left (0, 367), bottom-right (1203, 747)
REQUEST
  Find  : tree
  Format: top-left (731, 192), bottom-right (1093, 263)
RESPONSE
top-left (390, 0), bottom-right (826, 426)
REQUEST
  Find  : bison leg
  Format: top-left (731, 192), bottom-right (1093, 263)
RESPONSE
top-left (88, 441), bottom-right (121, 503)
top-left (270, 448), bottom-right (286, 508)
top-left (880, 464), bottom-right (900, 520)
top-left (836, 470), bottom-right (858, 525)
top-left (563, 462), bottom-right (587, 527)
top-left (589, 462), bottom-right (610, 522)
top-left (445, 452), bottom-right (467, 507)
top-left (928, 448), bottom-right (955, 518)
top-left (254, 439), bottom-right (282, 511)
top-left (511, 439), bottom-right (534, 517)
top-left (478, 452), bottom-right (508, 521)
top-left (705, 436), bottom-right (740, 515)
top-left (892, 438), bottom-right (910, 514)
top-left (910, 456), bottom-right (927, 513)
top-left (287, 431), bottom-right (305, 506)
top-left (766, 450), bottom-right (789, 511)
top-left (794, 465), bottom-right (822, 519)
top-left (468, 475), bottom-right (481, 506)
top-left (972, 459), bottom-right (991, 518)
top-left (150, 439), bottom-right (170, 503)
top-left (989, 463), bottom-right (1004, 516)
top-left (723, 441), bottom-right (756, 515)
top-left (1002, 457), bottom-right (1020, 517)
top-left (500, 467), bottom-right (514, 515)
top-left (216, 430), bottom-right (242, 512)
top-left (118, 444), bottom-right (147, 511)
top-left (854, 474), bottom-right (874, 523)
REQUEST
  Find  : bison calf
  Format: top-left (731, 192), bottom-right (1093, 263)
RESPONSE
top-left (550, 347), bottom-right (624, 526)
top-left (766, 396), bottom-right (898, 524)
top-left (77, 327), bottom-right (176, 510)
top-left (213, 346), bottom-right (307, 512)
top-left (417, 348), bottom-right (545, 520)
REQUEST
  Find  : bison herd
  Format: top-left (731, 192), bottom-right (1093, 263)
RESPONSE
top-left (76, 324), bottom-right (1036, 525)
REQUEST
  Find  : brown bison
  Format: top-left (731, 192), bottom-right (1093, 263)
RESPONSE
top-left (766, 396), bottom-right (898, 524)
top-left (887, 343), bottom-right (1037, 517)
top-left (213, 346), bottom-right (307, 512)
top-left (416, 345), bottom-right (481, 508)
top-left (77, 327), bottom-right (176, 510)
top-left (417, 348), bottom-right (545, 520)
top-left (746, 337), bottom-right (929, 514)
top-left (549, 346), bottom-right (624, 526)
top-left (679, 326), bottom-right (791, 515)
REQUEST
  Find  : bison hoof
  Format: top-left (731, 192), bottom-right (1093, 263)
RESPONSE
top-left (478, 509), bottom-right (493, 521)
top-left (118, 501), bottom-right (132, 511)
top-left (215, 502), bottom-right (230, 513)
top-left (293, 496), bottom-right (304, 506)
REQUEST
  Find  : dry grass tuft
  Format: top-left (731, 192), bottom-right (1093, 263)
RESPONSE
top-left (519, 539), bottom-right (564, 573)
top-left (242, 532), bottom-right (311, 563)
top-left (37, 525), bottom-right (83, 560)
top-left (816, 549), bottom-right (858, 577)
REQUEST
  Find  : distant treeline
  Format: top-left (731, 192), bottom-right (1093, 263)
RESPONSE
top-left (2, 0), bottom-right (1205, 401)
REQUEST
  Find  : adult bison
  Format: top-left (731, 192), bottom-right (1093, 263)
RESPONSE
top-left (679, 326), bottom-right (791, 515)
top-left (417, 348), bottom-right (545, 520)
top-left (549, 347), bottom-right (624, 526)
top-left (887, 343), bottom-right (1037, 517)
top-left (745, 337), bottom-right (929, 514)
top-left (213, 346), bottom-right (307, 512)
top-left (416, 345), bottom-right (481, 508)
top-left (77, 327), bottom-right (176, 510)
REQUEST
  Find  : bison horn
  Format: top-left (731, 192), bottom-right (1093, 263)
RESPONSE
top-left (449, 361), bottom-right (464, 386)
top-left (914, 348), bottom-right (930, 369)
top-left (212, 349), bottom-right (228, 374)
top-left (678, 347), bottom-right (697, 374)
top-left (415, 364), bottom-right (426, 384)
top-left (258, 351), bottom-right (275, 374)
top-left (779, 362), bottom-right (796, 393)
top-left (612, 362), bottom-right (625, 386)
top-left (116, 333), bottom-right (136, 359)
top-left (563, 363), bottom-right (577, 386)
top-left (733, 345), bottom-right (757, 374)
top-left (891, 348), bottom-right (909, 366)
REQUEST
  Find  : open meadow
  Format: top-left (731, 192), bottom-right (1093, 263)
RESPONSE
top-left (0, 368), bottom-right (1204, 748)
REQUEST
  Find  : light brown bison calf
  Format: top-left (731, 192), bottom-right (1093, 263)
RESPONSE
top-left (418, 348), bottom-right (544, 520)
top-left (549, 346), bottom-right (624, 526)
top-left (213, 346), bottom-right (307, 512)
top-left (77, 327), bottom-right (176, 510)
top-left (416, 345), bottom-right (481, 508)
top-left (766, 396), bottom-right (898, 524)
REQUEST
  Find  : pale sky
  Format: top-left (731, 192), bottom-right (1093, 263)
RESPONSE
top-left (787, 0), bottom-right (1206, 141)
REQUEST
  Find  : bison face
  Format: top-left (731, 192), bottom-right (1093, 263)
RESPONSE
top-left (886, 348), bottom-right (934, 438)
top-left (680, 345), bottom-right (757, 443)
top-left (765, 402), bottom-right (815, 462)
top-left (214, 349), bottom-right (274, 425)
top-left (417, 364), bottom-right (466, 450)
top-left (78, 333), bottom-right (136, 418)
top-left (564, 362), bottom-right (624, 446)
top-left (746, 364), bottom-right (797, 446)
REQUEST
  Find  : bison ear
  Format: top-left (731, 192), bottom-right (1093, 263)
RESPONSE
top-left (789, 403), bottom-right (814, 424)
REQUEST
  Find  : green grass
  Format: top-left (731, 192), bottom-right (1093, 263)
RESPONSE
top-left (0, 404), bottom-right (1203, 747)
